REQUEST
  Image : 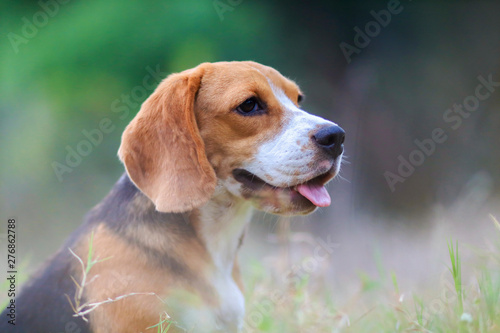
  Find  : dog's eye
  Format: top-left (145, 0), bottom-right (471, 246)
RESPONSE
top-left (297, 94), bottom-right (304, 104)
top-left (236, 97), bottom-right (263, 115)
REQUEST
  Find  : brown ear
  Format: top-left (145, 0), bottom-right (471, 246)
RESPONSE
top-left (118, 66), bottom-right (216, 213)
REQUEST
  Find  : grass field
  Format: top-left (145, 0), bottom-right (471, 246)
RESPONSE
top-left (2, 216), bottom-right (499, 332)
top-left (239, 216), bottom-right (500, 333)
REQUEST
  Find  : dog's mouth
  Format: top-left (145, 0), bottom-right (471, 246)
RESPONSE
top-left (232, 168), bottom-right (335, 207)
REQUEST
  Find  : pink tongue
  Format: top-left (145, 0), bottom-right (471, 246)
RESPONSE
top-left (296, 183), bottom-right (331, 207)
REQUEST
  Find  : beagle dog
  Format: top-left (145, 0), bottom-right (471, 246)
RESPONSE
top-left (2, 61), bottom-right (344, 333)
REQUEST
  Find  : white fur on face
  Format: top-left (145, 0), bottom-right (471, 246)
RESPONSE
top-left (242, 83), bottom-right (338, 187)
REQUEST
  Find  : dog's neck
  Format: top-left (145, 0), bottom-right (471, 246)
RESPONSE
top-left (197, 184), bottom-right (253, 274)
top-left (92, 174), bottom-right (253, 275)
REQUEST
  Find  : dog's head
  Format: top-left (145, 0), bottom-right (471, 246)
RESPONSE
top-left (119, 61), bottom-right (344, 215)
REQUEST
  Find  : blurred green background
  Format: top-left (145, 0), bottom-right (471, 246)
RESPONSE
top-left (1, 0), bottom-right (500, 295)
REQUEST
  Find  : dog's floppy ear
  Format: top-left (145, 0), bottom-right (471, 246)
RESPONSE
top-left (118, 65), bottom-right (216, 213)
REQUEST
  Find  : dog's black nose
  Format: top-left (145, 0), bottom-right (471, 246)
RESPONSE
top-left (312, 125), bottom-right (345, 158)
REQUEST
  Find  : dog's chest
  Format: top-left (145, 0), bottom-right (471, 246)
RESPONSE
top-left (212, 271), bottom-right (245, 331)
top-left (193, 191), bottom-right (253, 331)
top-left (175, 276), bottom-right (244, 332)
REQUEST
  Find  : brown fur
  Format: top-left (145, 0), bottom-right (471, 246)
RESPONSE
top-left (118, 66), bottom-right (217, 213)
